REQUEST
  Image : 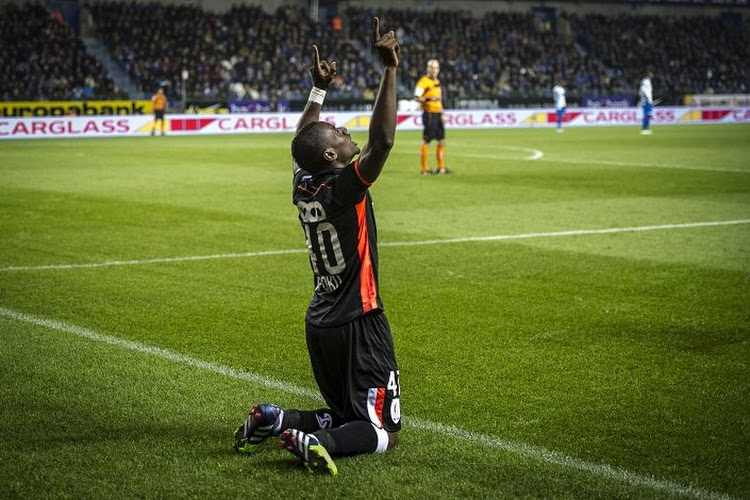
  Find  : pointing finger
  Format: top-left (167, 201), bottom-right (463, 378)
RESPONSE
top-left (312, 45), bottom-right (320, 67)
top-left (373, 17), bottom-right (380, 42)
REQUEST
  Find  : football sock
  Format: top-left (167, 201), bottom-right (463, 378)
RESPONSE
top-left (437, 144), bottom-right (445, 169)
top-left (313, 421), bottom-right (388, 457)
top-left (420, 144), bottom-right (429, 171)
top-left (281, 409), bottom-right (341, 433)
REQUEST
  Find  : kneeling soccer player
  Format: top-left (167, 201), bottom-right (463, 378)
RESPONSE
top-left (234, 18), bottom-right (402, 476)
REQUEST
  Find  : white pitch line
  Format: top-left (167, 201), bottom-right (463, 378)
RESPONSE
top-left (379, 219), bottom-right (750, 248)
top-left (0, 248), bottom-right (307, 272)
top-left (452, 146), bottom-right (544, 161)
top-left (452, 151), bottom-right (750, 174)
top-left (444, 149), bottom-right (747, 173)
top-left (400, 138), bottom-right (747, 173)
top-left (0, 306), bottom-right (729, 499)
top-left (407, 416), bottom-right (728, 499)
top-left (393, 146), bottom-right (544, 161)
top-left (1, 219), bottom-right (749, 273)
top-left (536, 157), bottom-right (749, 174)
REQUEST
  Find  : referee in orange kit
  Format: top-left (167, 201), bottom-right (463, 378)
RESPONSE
top-left (151, 88), bottom-right (167, 136)
top-left (414, 59), bottom-right (451, 175)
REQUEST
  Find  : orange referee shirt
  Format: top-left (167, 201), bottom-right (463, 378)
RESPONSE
top-left (414, 75), bottom-right (443, 113)
top-left (152, 93), bottom-right (167, 111)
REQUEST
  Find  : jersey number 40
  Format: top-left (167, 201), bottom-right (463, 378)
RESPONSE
top-left (298, 201), bottom-right (346, 275)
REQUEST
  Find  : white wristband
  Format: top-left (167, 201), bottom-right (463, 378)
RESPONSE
top-left (309, 87), bottom-right (326, 105)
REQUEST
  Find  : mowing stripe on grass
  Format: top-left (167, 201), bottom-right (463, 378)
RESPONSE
top-left (378, 219), bottom-right (750, 247)
top-left (1, 219), bottom-right (749, 272)
top-left (536, 157), bottom-right (749, 174)
top-left (0, 306), bottom-right (730, 499)
top-left (0, 249), bottom-right (307, 272)
top-left (443, 151), bottom-right (748, 173)
top-left (398, 140), bottom-right (747, 173)
top-left (450, 147), bottom-right (544, 161)
top-left (408, 416), bottom-right (728, 500)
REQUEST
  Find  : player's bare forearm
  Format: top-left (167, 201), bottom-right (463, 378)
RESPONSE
top-left (296, 101), bottom-right (321, 135)
top-left (293, 101), bottom-right (321, 174)
top-left (358, 66), bottom-right (396, 183)
top-left (368, 66), bottom-right (397, 151)
top-left (357, 18), bottom-right (399, 184)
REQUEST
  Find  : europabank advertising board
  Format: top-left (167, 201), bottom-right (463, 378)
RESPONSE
top-left (0, 100), bottom-right (153, 117)
top-left (1, 107), bottom-right (749, 140)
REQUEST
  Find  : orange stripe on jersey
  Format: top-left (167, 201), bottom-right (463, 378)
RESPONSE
top-left (355, 197), bottom-right (378, 313)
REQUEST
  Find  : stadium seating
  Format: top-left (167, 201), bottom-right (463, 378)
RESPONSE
top-left (345, 8), bottom-right (584, 99)
top-left (4, 2), bottom-right (749, 104)
top-left (0, 3), bottom-right (118, 101)
top-left (85, 2), bottom-right (382, 103)
top-left (347, 7), bottom-right (749, 100)
top-left (570, 13), bottom-right (750, 97)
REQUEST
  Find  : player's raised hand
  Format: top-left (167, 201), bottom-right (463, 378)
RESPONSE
top-left (373, 17), bottom-right (399, 68)
top-left (310, 45), bottom-right (336, 90)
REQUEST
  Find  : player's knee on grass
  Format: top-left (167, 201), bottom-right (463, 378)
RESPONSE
top-left (387, 430), bottom-right (398, 451)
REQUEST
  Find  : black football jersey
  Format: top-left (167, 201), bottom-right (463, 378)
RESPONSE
top-left (292, 161), bottom-right (383, 327)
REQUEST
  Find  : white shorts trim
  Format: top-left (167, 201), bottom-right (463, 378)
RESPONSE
top-left (372, 423), bottom-right (389, 453)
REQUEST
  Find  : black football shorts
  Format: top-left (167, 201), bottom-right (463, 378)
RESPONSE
top-left (306, 310), bottom-right (401, 433)
top-left (422, 111), bottom-right (445, 142)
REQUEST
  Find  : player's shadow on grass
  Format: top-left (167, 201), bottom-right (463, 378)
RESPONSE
top-left (223, 445), bottom-right (316, 474)
top-left (232, 454), bottom-right (311, 473)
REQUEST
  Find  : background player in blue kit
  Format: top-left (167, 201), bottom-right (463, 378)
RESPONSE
top-left (552, 81), bottom-right (566, 132)
top-left (639, 70), bottom-right (655, 135)
top-left (234, 18), bottom-right (401, 476)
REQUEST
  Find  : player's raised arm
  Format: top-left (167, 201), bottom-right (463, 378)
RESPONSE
top-left (296, 45), bottom-right (336, 135)
top-left (356, 17), bottom-right (399, 184)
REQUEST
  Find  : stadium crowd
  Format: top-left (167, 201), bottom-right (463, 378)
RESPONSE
top-left (3, 2), bottom-right (749, 104)
top-left (347, 7), bottom-right (749, 100)
top-left (571, 13), bottom-right (750, 97)
top-left (0, 3), bottom-right (118, 101)
top-left (84, 2), bottom-right (382, 103)
top-left (346, 8), bottom-right (587, 99)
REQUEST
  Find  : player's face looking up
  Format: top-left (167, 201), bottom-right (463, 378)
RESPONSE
top-left (321, 123), bottom-right (360, 167)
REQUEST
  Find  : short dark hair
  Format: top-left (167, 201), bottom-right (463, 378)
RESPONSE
top-left (291, 121), bottom-right (330, 173)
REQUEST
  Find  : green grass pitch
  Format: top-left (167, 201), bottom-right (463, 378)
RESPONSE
top-left (1, 124), bottom-right (749, 498)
